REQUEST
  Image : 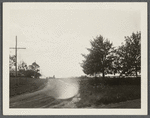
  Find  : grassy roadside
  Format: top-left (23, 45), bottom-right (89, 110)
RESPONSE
top-left (10, 76), bottom-right (141, 108)
top-left (76, 77), bottom-right (141, 108)
top-left (10, 77), bottom-right (48, 98)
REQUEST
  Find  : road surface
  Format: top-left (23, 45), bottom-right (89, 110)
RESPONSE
top-left (10, 78), bottom-right (80, 108)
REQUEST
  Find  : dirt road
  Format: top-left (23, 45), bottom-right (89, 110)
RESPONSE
top-left (10, 78), bottom-right (80, 108)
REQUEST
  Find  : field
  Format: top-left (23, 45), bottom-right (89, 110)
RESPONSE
top-left (76, 77), bottom-right (141, 108)
top-left (10, 77), bottom-right (48, 98)
top-left (10, 76), bottom-right (141, 108)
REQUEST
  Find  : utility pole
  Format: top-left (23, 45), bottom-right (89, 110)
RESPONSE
top-left (10, 36), bottom-right (26, 77)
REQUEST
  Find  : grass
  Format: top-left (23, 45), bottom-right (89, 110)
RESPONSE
top-left (10, 76), bottom-right (141, 108)
top-left (10, 77), bottom-right (48, 98)
top-left (76, 77), bottom-right (141, 108)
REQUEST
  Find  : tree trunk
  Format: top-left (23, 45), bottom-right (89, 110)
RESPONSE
top-left (102, 55), bottom-right (105, 78)
top-left (135, 64), bottom-right (138, 77)
top-left (102, 72), bottom-right (105, 78)
top-left (102, 69), bottom-right (105, 78)
top-left (94, 73), bottom-right (96, 78)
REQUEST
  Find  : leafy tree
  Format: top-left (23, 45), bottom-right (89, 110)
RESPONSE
top-left (9, 56), bottom-right (42, 78)
top-left (29, 62), bottom-right (40, 71)
top-left (28, 62), bottom-right (41, 78)
top-left (116, 32), bottom-right (141, 76)
top-left (81, 35), bottom-right (114, 77)
top-left (9, 55), bottom-right (16, 70)
top-left (9, 55), bottom-right (16, 76)
top-left (18, 61), bottom-right (28, 70)
top-left (18, 61), bottom-right (28, 76)
top-left (24, 70), bottom-right (34, 77)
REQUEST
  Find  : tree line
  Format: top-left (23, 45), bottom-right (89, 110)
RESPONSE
top-left (9, 57), bottom-right (41, 78)
top-left (81, 32), bottom-right (141, 78)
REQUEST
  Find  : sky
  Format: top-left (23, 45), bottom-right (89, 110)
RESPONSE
top-left (9, 3), bottom-right (141, 78)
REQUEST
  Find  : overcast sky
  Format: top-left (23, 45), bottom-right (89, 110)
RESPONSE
top-left (9, 3), bottom-right (141, 78)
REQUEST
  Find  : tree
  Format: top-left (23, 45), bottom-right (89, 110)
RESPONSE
top-left (116, 32), bottom-right (141, 77)
top-left (18, 61), bottom-right (28, 76)
top-left (81, 35), bottom-right (114, 77)
top-left (9, 55), bottom-right (16, 76)
top-left (9, 56), bottom-right (42, 78)
top-left (29, 62), bottom-right (40, 71)
top-left (24, 70), bottom-right (35, 77)
top-left (9, 55), bottom-right (16, 70)
top-left (28, 62), bottom-right (41, 78)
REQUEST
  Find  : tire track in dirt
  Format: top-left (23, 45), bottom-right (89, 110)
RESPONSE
top-left (10, 78), bottom-right (80, 108)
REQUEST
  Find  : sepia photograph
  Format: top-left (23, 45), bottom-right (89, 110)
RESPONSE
top-left (3, 2), bottom-right (147, 115)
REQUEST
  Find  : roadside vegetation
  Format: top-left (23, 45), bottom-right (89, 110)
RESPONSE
top-left (78, 32), bottom-right (141, 107)
top-left (9, 57), bottom-right (45, 98)
top-left (10, 77), bottom-right (48, 98)
top-left (76, 76), bottom-right (141, 108)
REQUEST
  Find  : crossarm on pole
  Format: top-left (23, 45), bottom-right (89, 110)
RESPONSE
top-left (10, 48), bottom-right (26, 49)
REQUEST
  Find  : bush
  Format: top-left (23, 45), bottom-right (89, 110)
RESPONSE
top-left (76, 76), bottom-right (141, 108)
top-left (83, 76), bottom-right (141, 86)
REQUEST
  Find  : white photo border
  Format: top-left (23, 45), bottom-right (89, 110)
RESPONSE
top-left (3, 2), bottom-right (148, 115)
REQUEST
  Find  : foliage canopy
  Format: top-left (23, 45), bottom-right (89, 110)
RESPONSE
top-left (81, 35), bottom-right (114, 77)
